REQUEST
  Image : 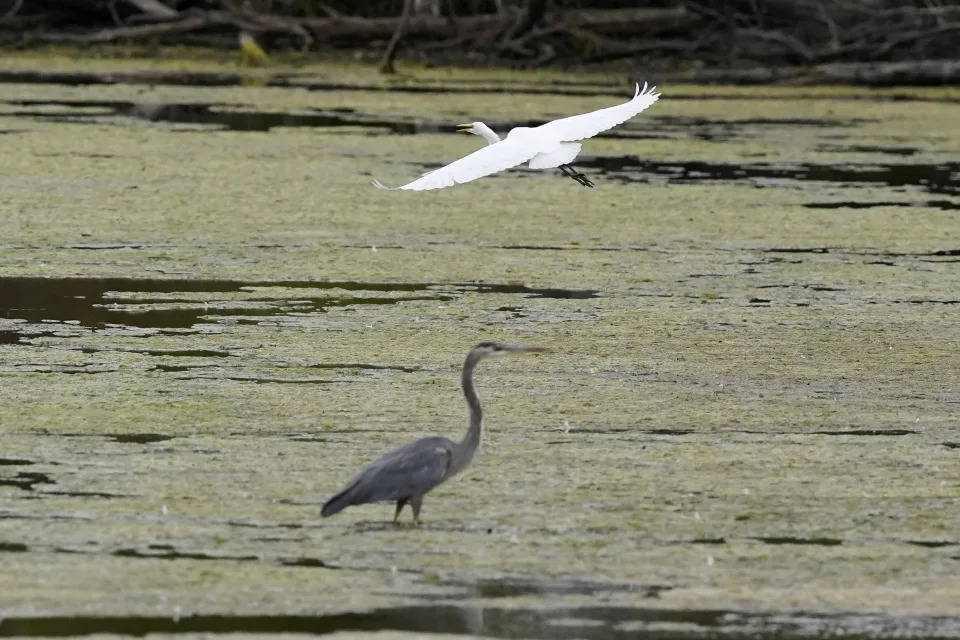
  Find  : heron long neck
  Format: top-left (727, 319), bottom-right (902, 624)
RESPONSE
top-left (474, 123), bottom-right (501, 146)
top-left (453, 351), bottom-right (484, 473)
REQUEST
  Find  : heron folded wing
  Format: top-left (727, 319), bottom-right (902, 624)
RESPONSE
top-left (537, 82), bottom-right (660, 143)
top-left (344, 437), bottom-right (454, 504)
top-left (374, 138), bottom-right (540, 191)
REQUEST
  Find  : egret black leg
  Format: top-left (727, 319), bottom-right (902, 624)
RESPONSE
top-left (410, 495), bottom-right (424, 525)
top-left (559, 164), bottom-right (594, 188)
top-left (558, 164), bottom-right (578, 182)
top-left (394, 498), bottom-right (408, 523)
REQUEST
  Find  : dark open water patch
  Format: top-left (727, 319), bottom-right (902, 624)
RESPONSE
top-left (113, 546), bottom-right (259, 562)
top-left (426, 575), bottom-right (667, 600)
top-left (4, 70), bottom-right (956, 102)
top-left (577, 157), bottom-right (960, 197)
top-left (2, 605), bottom-right (958, 639)
top-left (0, 276), bottom-right (596, 331)
top-left (816, 144), bottom-right (919, 156)
top-left (304, 362), bottom-right (421, 373)
top-left (0, 458), bottom-right (35, 466)
top-left (811, 429), bottom-right (917, 436)
top-left (108, 433), bottom-right (174, 444)
top-left (42, 490), bottom-right (133, 499)
top-left (0, 97), bottom-right (874, 142)
top-left (117, 347), bottom-right (234, 357)
top-left (804, 200), bottom-right (960, 211)
top-left (0, 471), bottom-right (54, 490)
top-left (752, 536), bottom-right (844, 546)
top-left (0, 98), bottom-right (433, 134)
top-left (906, 539), bottom-right (959, 548)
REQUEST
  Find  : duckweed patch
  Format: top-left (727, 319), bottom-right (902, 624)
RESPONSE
top-left (0, 59), bottom-right (958, 627)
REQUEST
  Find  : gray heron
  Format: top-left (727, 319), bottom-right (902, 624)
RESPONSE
top-left (321, 342), bottom-right (546, 524)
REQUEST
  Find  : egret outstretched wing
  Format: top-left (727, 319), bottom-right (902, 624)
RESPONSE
top-left (372, 81), bottom-right (660, 191)
top-left (373, 136), bottom-right (539, 191)
top-left (537, 82), bottom-right (659, 142)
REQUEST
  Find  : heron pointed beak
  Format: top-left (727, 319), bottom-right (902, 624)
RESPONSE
top-left (504, 345), bottom-right (548, 354)
top-left (456, 124), bottom-right (473, 133)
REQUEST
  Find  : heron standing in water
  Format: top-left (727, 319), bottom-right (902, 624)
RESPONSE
top-left (321, 342), bottom-right (546, 524)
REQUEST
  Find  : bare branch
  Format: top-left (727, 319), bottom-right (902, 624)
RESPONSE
top-left (123, 0), bottom-right (178, 19)
top-left (378, 0), bottom-right (415, 74)
top-left (3, 0), bottom-right (22, 19)
top-left (736, 27), bottom-right (815, 62)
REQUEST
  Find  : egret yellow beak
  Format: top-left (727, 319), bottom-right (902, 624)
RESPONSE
top-left (456, 124), bottom-right (473, 133)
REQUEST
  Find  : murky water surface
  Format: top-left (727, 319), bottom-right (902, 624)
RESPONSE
top-left (1, 57), bottom-right (959, 638)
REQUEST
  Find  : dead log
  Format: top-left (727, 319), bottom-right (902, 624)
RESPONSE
top-left (5, 5), bottom-right (691, 50)
top-left (122, 0), bottom-right (177, 20)
top-left (302, 7), bottom-right (692, 42)
top-left (813, 59), bottom-right (960, 86)
top-left (22, 13), bottom-right (222, 44)
top-left (554, 6), bottom-right (691, 36)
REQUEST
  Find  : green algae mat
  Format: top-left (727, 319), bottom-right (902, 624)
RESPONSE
top-left (0, 55), bottom-right (959, 638)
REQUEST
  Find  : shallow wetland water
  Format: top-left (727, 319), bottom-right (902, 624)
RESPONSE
top-left (0, 56), bottom-right (959, 638)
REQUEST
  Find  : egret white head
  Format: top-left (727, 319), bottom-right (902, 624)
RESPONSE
top-left (456, 122), bottom-right (501, 145)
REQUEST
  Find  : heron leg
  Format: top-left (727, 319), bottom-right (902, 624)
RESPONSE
top-left (558, 164), bottom-right (594, 188)
top-left (393, 498), bottom-right (408, 523)
top-left (410, 495), bottom-right (424, 526)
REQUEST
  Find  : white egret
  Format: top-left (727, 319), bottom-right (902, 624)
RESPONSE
top-left (372, 82), bottom-right (659, 191)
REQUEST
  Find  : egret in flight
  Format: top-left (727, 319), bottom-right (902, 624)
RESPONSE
top-left (321, 342), bottom-right (546, 524)
top-left (373, 82), bottom-right (659, 191)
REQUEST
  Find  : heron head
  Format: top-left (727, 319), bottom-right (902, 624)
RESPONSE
top-left (472, 341), bottom-right (547, 358)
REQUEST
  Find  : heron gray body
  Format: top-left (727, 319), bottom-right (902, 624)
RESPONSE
top-left (320, 342), bottom-right (545, 524)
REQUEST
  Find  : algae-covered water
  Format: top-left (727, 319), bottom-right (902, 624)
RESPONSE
top-left (0, 54), bottom-right (959, 638)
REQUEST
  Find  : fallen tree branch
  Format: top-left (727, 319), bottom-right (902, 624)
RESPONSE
top-left (218, 1), bottom-right (313, 50)
top-left (23, 13), bottom-right (216, 44)
top-left (736, 27), bottom-right (815, 63)
top-left (3, 0), bottom-right (23, 18)
top-left (871, 22), bottom-right (960, 59)
top-left (580, 38), bottom-right (700, 64)
top-left (301, 7), bottom-right (693, 42)
top-left (378, 0), bottom-right (413, 74)
top-left (123, 0), bottom-right (177, 20)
